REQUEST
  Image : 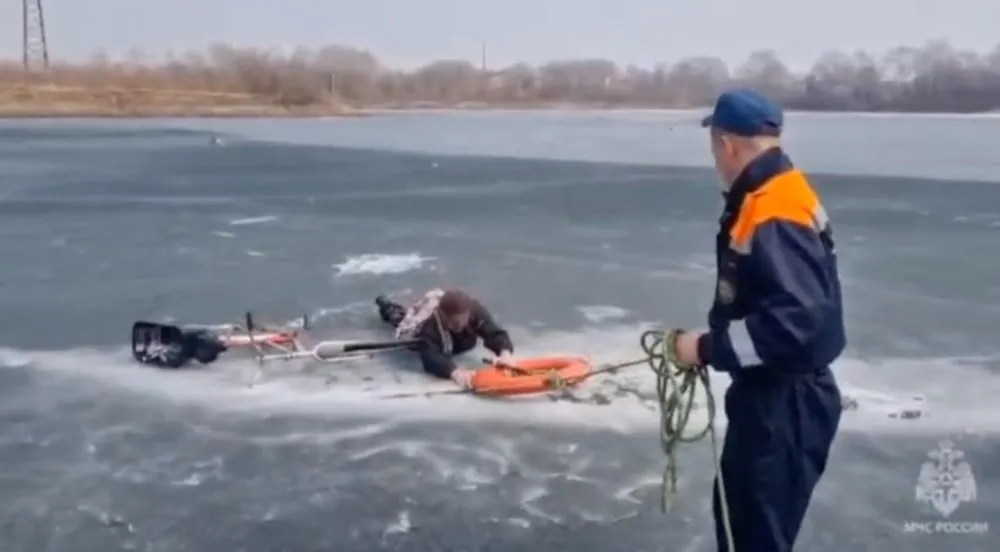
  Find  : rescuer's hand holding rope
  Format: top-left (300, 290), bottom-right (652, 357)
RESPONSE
top-left (670, 331), bottom-right (703, 367)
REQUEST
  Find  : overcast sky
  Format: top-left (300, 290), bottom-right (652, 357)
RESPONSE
top-left (3, 0), bottom-right (999, 70)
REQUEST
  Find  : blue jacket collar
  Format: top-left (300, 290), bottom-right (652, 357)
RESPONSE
top-left (724, 147), bottom-right (793, 212)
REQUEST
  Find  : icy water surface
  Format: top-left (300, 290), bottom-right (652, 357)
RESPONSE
top-left (1, 111), bottom-right (998, 551)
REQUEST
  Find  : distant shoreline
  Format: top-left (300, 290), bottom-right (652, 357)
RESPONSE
top-left (0, 107), bottom-right (367, 119)
top-left (6, 39), bottom-right (1000, 119)
top-left (0, 83), bottom-right (367, 119)
top-left (2, 89), bottom-right (1000, 120)
top-left (3, 103), bottom-right (1000, 120)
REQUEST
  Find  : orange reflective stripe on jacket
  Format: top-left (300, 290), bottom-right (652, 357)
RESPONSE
top-left (727, 169), bottom-right (830, 255)
top-left (701, 149), bottom-right (846, 374)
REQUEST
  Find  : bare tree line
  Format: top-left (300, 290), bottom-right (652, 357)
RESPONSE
top-left (4, 40), bottom-right (1000, 112)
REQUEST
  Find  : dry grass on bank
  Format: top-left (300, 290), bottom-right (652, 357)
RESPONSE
top-left (0, 59), bottom-right (358, 118)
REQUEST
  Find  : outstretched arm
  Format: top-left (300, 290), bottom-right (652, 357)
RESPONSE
top-left (473, 303), bottom-right (514, 356)
top-left (411, 317), bottom-right (458, 379)
top-left (419, 344), bottom-right (458, 379)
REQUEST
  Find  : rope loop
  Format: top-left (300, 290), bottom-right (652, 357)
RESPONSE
top-left (638, 328), bottom-right (734, 552)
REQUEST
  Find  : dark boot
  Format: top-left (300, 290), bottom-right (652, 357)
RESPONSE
top-left (375, 295), bottom-right (406, 327)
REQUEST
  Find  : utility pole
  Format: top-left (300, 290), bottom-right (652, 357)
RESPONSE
top-left (22, 0), bottom-right (50, 71)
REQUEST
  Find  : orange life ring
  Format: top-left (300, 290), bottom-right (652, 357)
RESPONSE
top-left (470, 355), bottom-right (592, 396)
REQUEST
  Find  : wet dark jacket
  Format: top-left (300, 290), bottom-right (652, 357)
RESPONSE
top-left (696, 148), bottom-right (846, 375)
top-left (415, 301), bottom-right (514, 379)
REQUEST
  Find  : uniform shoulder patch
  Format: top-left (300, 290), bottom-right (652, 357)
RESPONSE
top-left (716, 278), bottom-right (736, 304)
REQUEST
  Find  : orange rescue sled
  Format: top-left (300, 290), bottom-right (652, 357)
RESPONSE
top-left (471, 355), bottom-right (592, 396)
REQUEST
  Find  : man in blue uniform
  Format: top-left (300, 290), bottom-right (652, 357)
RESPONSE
top-left (672, 88), bottom-right (845, 552)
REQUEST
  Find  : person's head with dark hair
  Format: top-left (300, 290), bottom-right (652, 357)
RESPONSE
top-left (437, 289), bottom-right (474, 332)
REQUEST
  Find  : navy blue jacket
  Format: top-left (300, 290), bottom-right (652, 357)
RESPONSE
top-left (416, 301), bottom-right (514, 379)
top-left (697, 148), bottom-right (845, 374)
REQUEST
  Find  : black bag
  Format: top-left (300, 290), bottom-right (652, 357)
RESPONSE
top-left (131, 321), bottom-right (227, 369)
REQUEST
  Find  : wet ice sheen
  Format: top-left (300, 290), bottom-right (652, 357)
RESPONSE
top-left (1, 114), bottom-right (999, 552)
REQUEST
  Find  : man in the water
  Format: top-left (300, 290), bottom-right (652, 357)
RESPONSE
top-left (672, 88), bottom-right (845, 552)
top-left (375, 289), bottom-right (516, 387)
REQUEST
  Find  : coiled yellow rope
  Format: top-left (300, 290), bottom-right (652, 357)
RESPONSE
top-left (641, 329), bottom-right (735, 552)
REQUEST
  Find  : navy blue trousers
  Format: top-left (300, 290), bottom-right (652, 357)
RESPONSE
top-left (713, 367), bottom-right (841, 552)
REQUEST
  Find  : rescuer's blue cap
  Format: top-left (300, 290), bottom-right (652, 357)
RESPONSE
top-left (700, 88), bottom-right (783, 137)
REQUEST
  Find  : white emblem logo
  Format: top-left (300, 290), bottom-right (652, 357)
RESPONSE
top-left (915, 440), bottom-right (977, 518)
top-left (716, 278), bottom-right (735, 304)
